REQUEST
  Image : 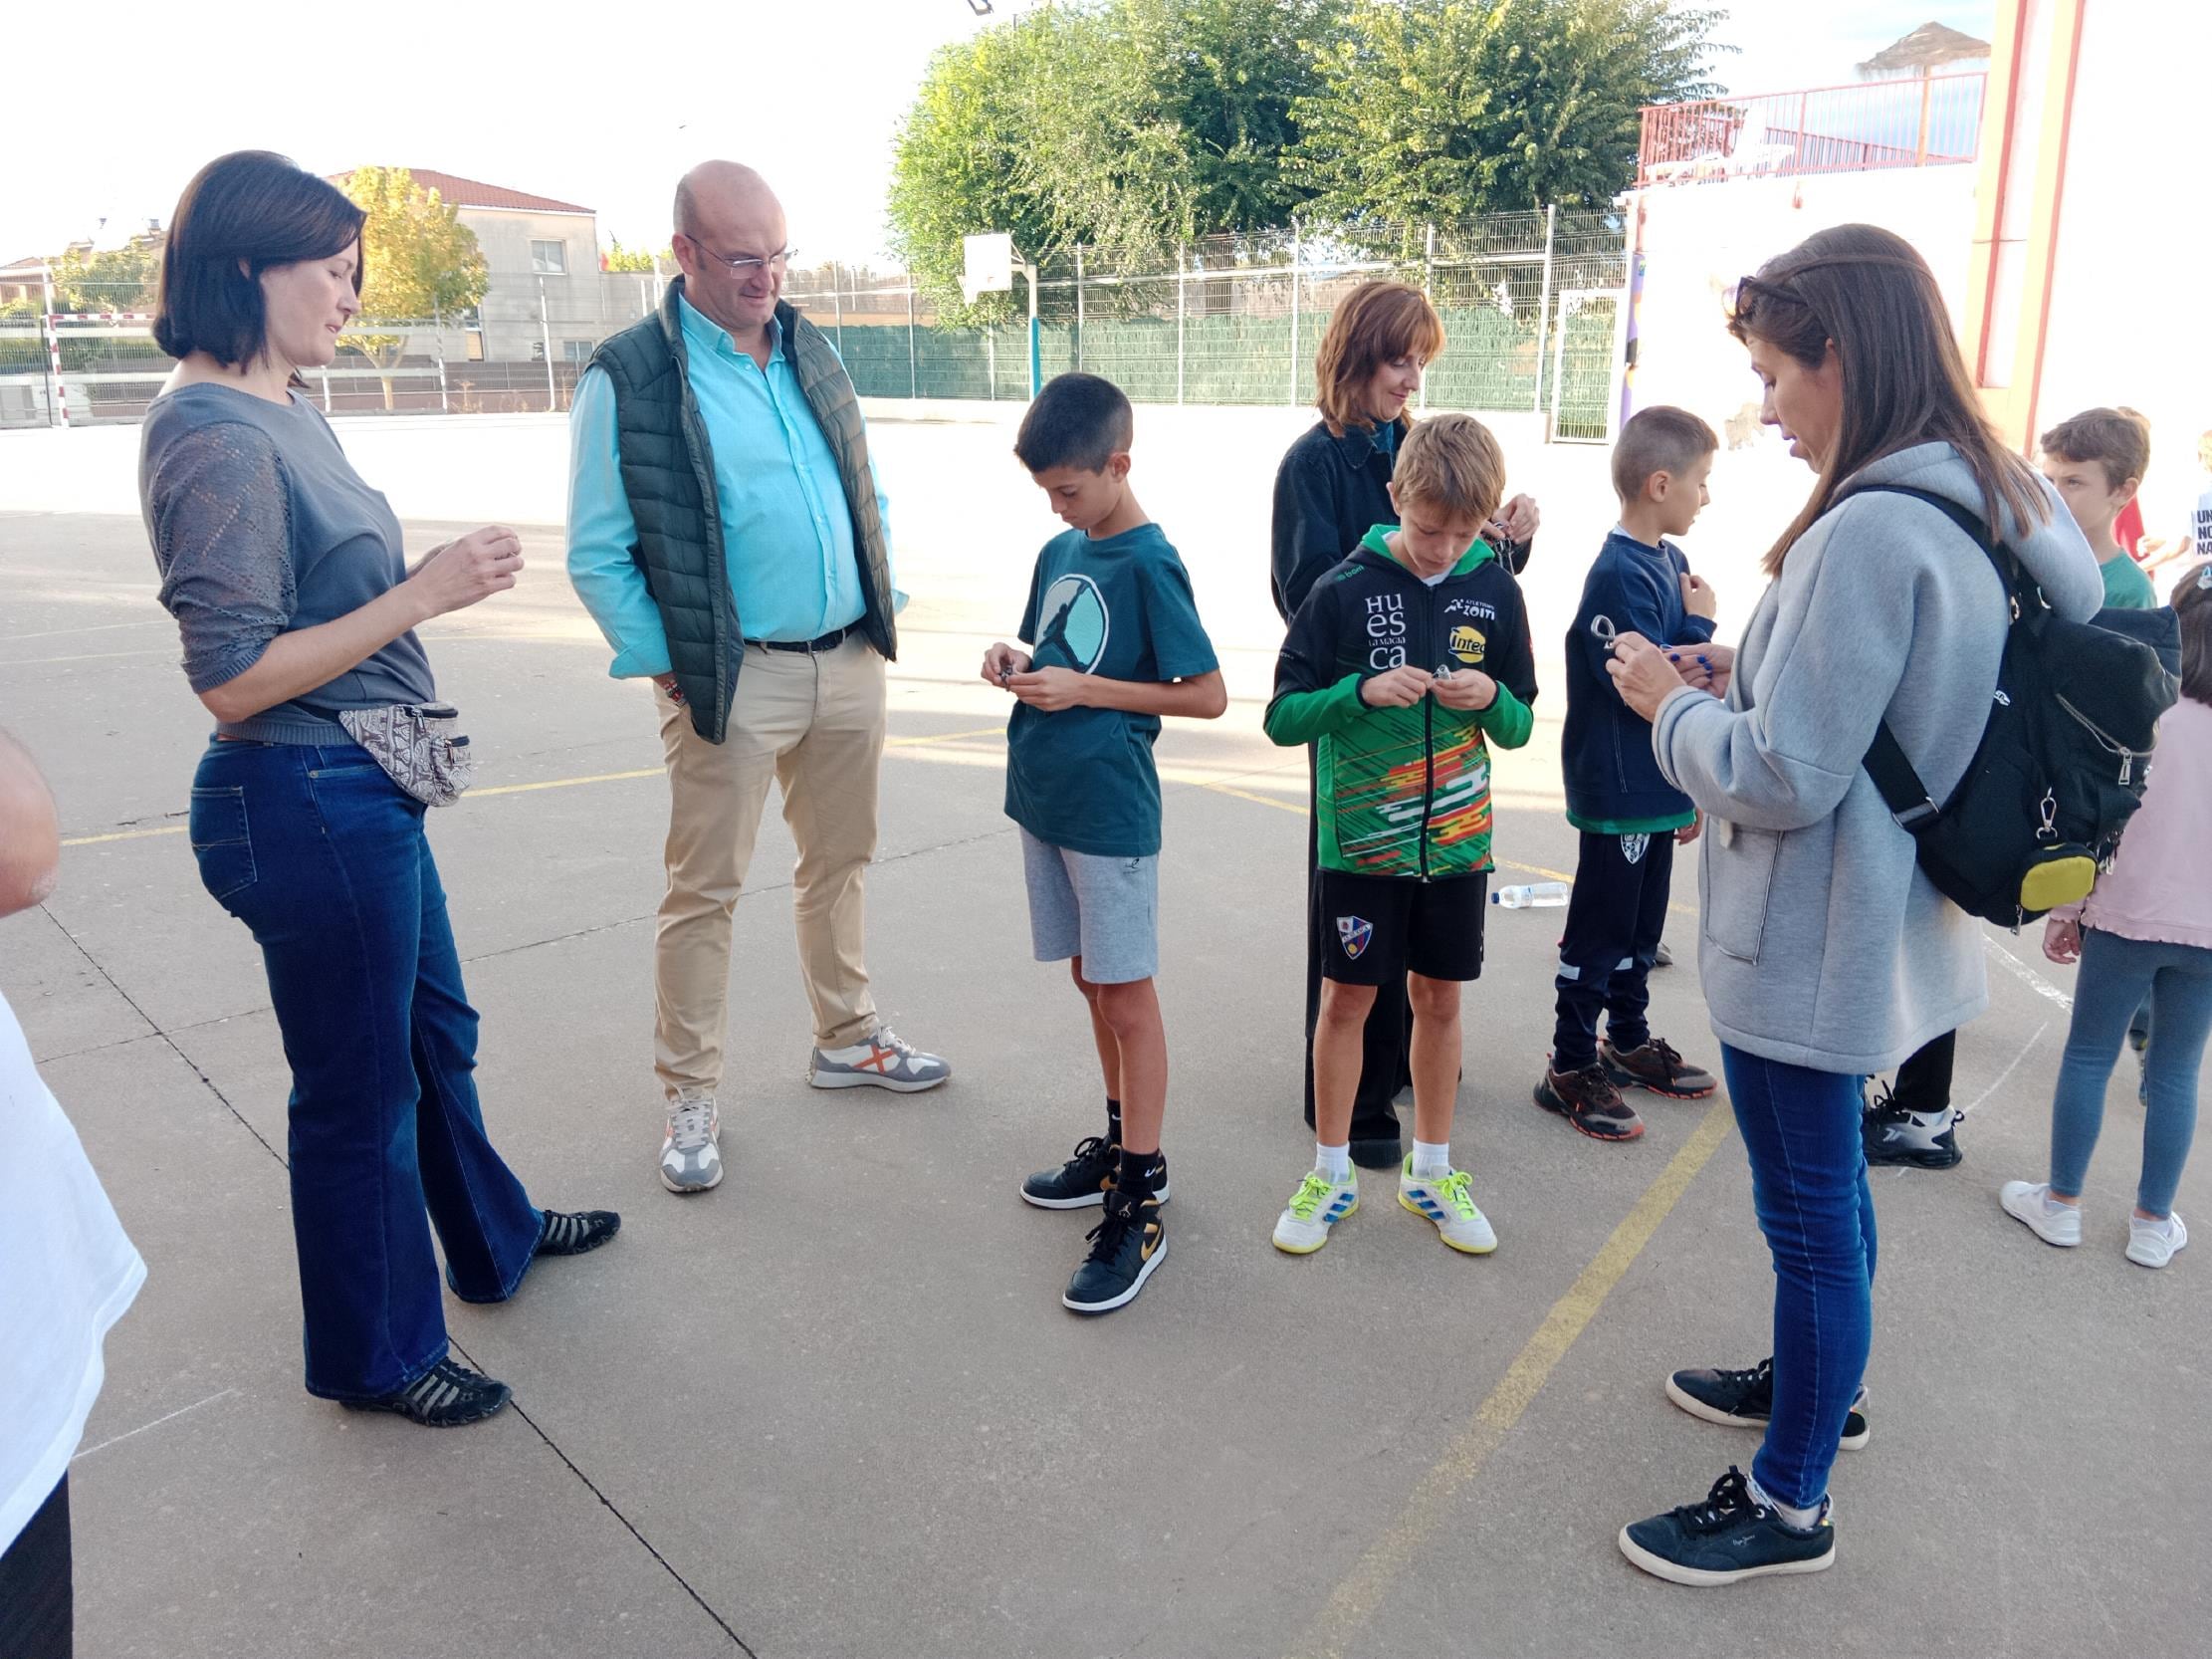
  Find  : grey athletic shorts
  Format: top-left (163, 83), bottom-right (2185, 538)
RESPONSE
top-left (1020, 828), bottom-right (1159, 985)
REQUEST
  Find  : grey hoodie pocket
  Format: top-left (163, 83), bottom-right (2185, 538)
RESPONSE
top-left (1702, 823), bottom-right (1779, 963)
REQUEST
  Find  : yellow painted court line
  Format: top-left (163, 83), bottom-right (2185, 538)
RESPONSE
top-left (60, 825), bottom-right (185, 848)
top-left (1286, 1101), bottom-right (1734, 1659)
top-left (58, 725), bottom-right (1007, 847)
top-left (1198, 779), bottom-right (1698, 919)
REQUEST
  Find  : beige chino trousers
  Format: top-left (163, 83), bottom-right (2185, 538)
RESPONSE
top-left (653, 636), bottom-right (886, 1099)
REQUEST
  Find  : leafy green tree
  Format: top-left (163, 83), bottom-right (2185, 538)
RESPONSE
top-left (50, 236), bottom-right (165, 315)
top-left (335, 166), bottom-right (490, 407)
top-left (1290, 0), bottom-right (1722, 222)
top-left (603, 238), bottom-right (668, 273)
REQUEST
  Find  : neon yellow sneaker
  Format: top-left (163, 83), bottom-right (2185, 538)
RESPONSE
top-left (1272, 1170), bottom-right (1359, 1255)
top-left (1400, 1162), bottom-right (1497, 1254)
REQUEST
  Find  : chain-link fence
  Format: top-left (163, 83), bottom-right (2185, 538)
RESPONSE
top-left (2, 209), bottom-right (1627, 437)
top-left (783, 208), bottom-right (1626, 436)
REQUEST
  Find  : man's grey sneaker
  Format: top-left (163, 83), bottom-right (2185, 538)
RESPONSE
top-left (661, 1095), bottom-right (723, 1194)
top-left (1062, 1187), bottom-right (1166, 1314)
top-left (1619, 1466), bottom-right (1836, 1586)
top-left (1862, 1081), bottom-right (1963, 1169)
top-left (808, 1027), bottom-right (951, 1093)
top-left (342, 1355), bottom-right (511, 1429)
top-left (1665, 1356), bottom-right (1870, 1451)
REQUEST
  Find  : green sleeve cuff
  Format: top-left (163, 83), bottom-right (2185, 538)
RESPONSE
top-left (1265, 673), bottom-right (1368, 746)
top-left (1476, 681), bottom-right (1533, 749)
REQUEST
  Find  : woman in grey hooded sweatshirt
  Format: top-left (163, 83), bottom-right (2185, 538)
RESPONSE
top-left (1603, 224), bottom-right (2101, 1585)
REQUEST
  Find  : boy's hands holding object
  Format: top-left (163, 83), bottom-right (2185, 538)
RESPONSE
top-left (982, 641), bottom-right (1032, 688)
top-left (2044, 915), bottom-right (2084, 965)
top-left (1360, 665), bottom-right (1434, 708)
top-left (1431, 666), bottom-right (1498, 711)
top-left (1680, 571), bottom-right (1718, 620)
top-left (1676, 811), bottom-right (1702, 846)
top-left (1007, 665), bottom-right (1087, 711)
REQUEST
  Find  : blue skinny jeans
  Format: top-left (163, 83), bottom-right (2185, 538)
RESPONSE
top-left (2050, 927), bottom-right (2212, 1218)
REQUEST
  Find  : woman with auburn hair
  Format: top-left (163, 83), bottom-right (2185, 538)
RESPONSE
top-left (1269, 281), bottom-right (1539, 1169)
top-left (138, 150), bottom-right (619, 1429)
top-left (1604, 223), bottom-right (2101, 1583)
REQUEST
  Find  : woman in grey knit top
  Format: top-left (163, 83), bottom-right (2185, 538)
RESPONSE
top-left (1602, 225), bottom-right (2100, 1583)
top-left (139, 150), bottom-right (619, 1429)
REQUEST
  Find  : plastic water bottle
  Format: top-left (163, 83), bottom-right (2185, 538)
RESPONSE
top-left (1491, 880), bottom-right (1570, 909)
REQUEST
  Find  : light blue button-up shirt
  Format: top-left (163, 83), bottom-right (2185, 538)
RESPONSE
top-left (565, 296), bottom-right (896, 677)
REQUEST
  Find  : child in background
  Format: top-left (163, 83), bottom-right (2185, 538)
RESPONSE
top-left (986, 372), bottom-right (1226, 1315)
top-left (2039, 408), bottom-right (2157, 610)
top-left (1263, 413), bottom-right (1537, 1255)
top-left (1536, 406), bottom-right (1721, 1140)
top-left (2001, 565), bottom-right (2212, 1269)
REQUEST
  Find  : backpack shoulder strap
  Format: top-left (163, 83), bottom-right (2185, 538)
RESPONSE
top-left (1830, 483), bottom-right (2020, 594)
top-left (1829, 483), bottom-right (2011, 832)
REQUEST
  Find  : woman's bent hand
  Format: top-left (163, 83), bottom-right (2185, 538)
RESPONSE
top-left (406, 526), bottom-right (525, 618)
top-left (1606, 632), bottom-right (1692, 721)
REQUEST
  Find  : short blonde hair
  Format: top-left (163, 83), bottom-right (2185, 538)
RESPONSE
top-left (1393, 413), bottom-right (1505, 525)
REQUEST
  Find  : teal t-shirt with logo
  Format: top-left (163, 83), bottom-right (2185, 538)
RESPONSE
top-left (1005, 522), bottom-right (1218, 857)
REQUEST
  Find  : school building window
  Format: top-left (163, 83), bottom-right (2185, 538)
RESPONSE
top-left (562, 340), bottom-right (593, 364)
top-left (531, 240), bottom-right (566, 275)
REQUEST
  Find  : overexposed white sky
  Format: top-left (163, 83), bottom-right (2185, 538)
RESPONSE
top-left (2, 0), bottom-right (1993, 267)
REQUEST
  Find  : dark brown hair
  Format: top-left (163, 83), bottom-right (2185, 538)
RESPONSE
top-left (154, 151), bottom-right (365, 367)
top-left (1314, 282), bottom-right (1446, 438)
top-left (2040, 407), bottom-right (2150, 492)
top-left (1611, 405), bottom-right (1717, 502)
top-left (1727, 224), bottom-right (2048, 578)
top-left (1014, 371), bottom-right (1132, 473)
top-left (2172, 564), bottom-right (2212, 707)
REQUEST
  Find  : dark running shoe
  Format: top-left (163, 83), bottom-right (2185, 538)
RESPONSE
top-left (1861, 1081), bottom-right (1963, 1169)
top-left (1536, 1063), bottom-right (1645, 1141)
top-left (1619, 1466), bottom-right (1836, 1586)
top-left (537, 1209), bottom-right (622, 1256)
top-left (342, 1355), bottom-right (511, 1428)
top-left (1666, 1356), bottom-right (1870, 1451)
top-left (1603, 1038), bottom-right (1717, 1099)
top-left (1062, 1187), bottom-right (1166, 1314)
top-left (1021, 1135), bottom-right (1171, 1210)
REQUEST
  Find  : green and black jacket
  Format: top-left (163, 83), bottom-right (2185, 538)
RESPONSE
top-left (1265, 528), bottom-right (1538, 878)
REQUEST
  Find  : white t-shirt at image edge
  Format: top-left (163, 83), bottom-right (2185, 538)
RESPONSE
top-left (0, 989), bottom-right (144, 1551)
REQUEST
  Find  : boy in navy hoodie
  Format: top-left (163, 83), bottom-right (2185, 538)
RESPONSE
top-left (1536, 407), bottom-right (1721, 1140)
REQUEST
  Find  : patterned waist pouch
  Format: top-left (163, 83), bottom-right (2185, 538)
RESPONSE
top-left (337, 702), bottom-right (477, 808)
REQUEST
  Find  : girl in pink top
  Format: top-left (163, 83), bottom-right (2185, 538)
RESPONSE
top-left (2002, 564), bottom-right (2212, 1268)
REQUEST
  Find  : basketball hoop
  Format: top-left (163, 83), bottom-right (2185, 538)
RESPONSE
top-left (962, 232), bottom-right (1014, 305)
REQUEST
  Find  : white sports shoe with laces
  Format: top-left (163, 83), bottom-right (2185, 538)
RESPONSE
top-left (808, 1027), bottom-right (952, 1092)
top-left (660, 1094), bottom-right (723, 1194)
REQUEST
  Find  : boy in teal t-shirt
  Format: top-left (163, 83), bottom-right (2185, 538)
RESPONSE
top-left (983, 372), bottom-right (1224, 1317)
top-left (2040, 407), bottom-right (2157, 610)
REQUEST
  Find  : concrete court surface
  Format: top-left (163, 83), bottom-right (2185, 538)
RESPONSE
top-left (2, 409), bottom-right (2208, 1659)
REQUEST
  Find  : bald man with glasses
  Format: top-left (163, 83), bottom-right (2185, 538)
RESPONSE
top-left (566, 161), bottom-right (950, 1199)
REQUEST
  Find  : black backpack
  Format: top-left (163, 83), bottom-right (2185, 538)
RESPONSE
top-left (1842, 485), bottom-right (2180, 929)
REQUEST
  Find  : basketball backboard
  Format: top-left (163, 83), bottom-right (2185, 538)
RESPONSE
top-left (962, 232), bottom-right (1014, 304)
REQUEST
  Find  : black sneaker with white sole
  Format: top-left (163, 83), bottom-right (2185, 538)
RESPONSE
top-left (1062, 1187), bottom-right (1165, 1313)
top-left (341, 1355), bottom-right (511, 1428)
top-left (1862, 1081), bottom-right (1963, 1169)
top-left (1666, 1356), bottom-right (1869, 1450)
top-left (1619, 1466), bottom-right (1836, 1586)
top-left (1020, 1137), bottom-right (1173, 1209)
